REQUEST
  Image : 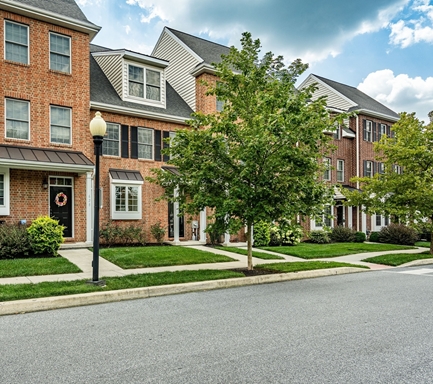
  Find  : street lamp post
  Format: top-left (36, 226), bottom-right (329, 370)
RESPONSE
top-left (89, 111), bottom-right (106, 285)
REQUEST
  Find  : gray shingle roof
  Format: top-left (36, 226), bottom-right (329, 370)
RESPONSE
top-left (167, 27), bottom-right (230, 66)
top-left (6, 0), bottom-right (92, 23)
top-left (314, 74), bottom-right (399, 119)
top-left (90, 45), bottom-right (193, 120)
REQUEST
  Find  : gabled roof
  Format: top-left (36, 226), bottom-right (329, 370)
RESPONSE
top-left (313, 74), bottom-right (399, 120)
top-left (1, 0), bottom-right (100, 38)
top-left (90, 45), bottom-right (193, 123)
top-left (166, 27), bottom-right (230, 66)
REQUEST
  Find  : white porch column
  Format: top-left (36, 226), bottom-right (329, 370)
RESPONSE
top-left (86, 171), bottom-right (93, 244)
top-left (173, 188), bottom-right (180, 244)
top-left (199, 208), bottom-right (207, 243)
top-left (361, 205), bottom-right (367, 233)
top-left (223, 232), bottom-right (231, 246)
top-left (347, 206), bottom-right (353, 229)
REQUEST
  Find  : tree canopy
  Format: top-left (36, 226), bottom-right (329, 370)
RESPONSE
top-left (345, 112), bottom-right (433, 253)
top-left (150, 32), bottom-right (336, 268)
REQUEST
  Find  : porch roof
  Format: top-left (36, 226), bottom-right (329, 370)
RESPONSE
top-left (0, 144), bottom-right (94, 174)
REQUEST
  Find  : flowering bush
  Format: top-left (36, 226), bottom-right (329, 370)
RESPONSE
top-left (269, 219), bottom-right (303, 246)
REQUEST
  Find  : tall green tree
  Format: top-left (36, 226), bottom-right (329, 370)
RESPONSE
top-left (345, 112), bottom-right (433, 253)
top-left (150, 32), bottom-right (336, 269)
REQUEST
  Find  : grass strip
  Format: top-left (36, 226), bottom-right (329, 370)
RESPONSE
top-left (415, 241), bottom-right (430, 248)
top-left (99, 246), bottom-right (236, 269)
top-left (215, 246), bottom-right (284, 260)
top-left (0, 270), bottom-right (244, 302)
top-left (260, 243), bottom-right (415, 259)
top-left (0, 257), bottom-right (81, 278)
top-left (362, 251), bottom-right (433, 266)
top-left (255, 261), bottom-right (368, 273)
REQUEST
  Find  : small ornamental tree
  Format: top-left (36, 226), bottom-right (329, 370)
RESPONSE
top-left (149, 32), bottom-right (336, 269)
top-left (345, 112), bottom-right (433, 254)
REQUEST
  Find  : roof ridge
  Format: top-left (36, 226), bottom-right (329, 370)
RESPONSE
top-left (166, 27), bottom-right (230, 50)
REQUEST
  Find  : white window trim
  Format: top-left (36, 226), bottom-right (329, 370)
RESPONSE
top-left (337, 159), bottom-right (344, 183)
top-left (311, 205), bottom-right (334, 230)
top-left (103, 122), bottom-right (121, 157)
top-left (49, 32), bottom-right (71, 74)
top-left (4, 20), bottom-right (29, 65)
top-left (138, 127), bottom-right (154, 160)
top-left (366, 160), bottom-right (373, 178)
top-left (365, 120), bottom-right (372, 142)
top-left (0, 168), bottom-right (10, 216)
top-left (110, 179), bottom-right (143, 220)
top-left (123, 60), bottom-right (165, 108)
top-left (323, 157), bottom-right (331, 181)
top-left (373, 214), bottom-right (390, 231)
top-left (5, 98), bottom-right (30, 141)
top-left (50, 105), bottom-right (72, 144)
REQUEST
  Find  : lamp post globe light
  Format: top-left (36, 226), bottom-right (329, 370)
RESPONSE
top-left (89, 111), bottom-right (106, 285)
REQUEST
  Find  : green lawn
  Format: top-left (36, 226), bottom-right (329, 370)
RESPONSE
top-left (256, 261), bottom-right (368, 273)
top-left (363, 251), bottom-right (433, 266)
top-left (0, 257), bottom-right (81, 278)
top-left (215, 246), bottom-right (284, 260)
top-left (0, 270), bottom-right (245, 302)
top-left (260, 242), bottom-right (415, 259)
top-left (99, 246), bottom-right (236, 269)
top-left (415, 241), bottom-right (430, 248)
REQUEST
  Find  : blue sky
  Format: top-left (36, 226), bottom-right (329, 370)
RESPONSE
top-left (77, 0), bottom-right (433, 123)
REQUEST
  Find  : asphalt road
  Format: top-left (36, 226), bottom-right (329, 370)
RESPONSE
top-left (1, 267), bottom-right (433, 383)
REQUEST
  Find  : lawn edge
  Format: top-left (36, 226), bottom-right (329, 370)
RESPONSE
top-left (0, 267), bottom-right (367, 316)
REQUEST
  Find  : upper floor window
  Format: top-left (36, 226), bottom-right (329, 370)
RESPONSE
top-left (365, 160), bottom-right (373, 178)
top-left (333, 124), bottom-right (340, 140)
top-left (379, 124), bottom-right (387, 140)
top-left (364, 120), bottom-right (373, 142)
top-left (128, 65), bottom-right (161, 101)
top-left (378, 162), bottom-right (385, 174)
top-left (323, 157), bottom-right (331, 181)
top-left (50, 33), bottom-right (71, 73)
top-left (50, 106), bottom-right (71, 144)
top-left (138, 127), bottom-right (153, 159)
top-left (5, 21), bottom-right (28, 64)
top-left (336, 159), bottom-right (344, 182)
top-left (103, 123), bottom-right (120, 156)
top-left (5, 98), bottom-right (29, 140)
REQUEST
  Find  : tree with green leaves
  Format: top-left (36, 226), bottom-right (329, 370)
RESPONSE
top-left (149, 32), bottom-right (336, 269)
top-left (345, 112), bottom-right (433, 254)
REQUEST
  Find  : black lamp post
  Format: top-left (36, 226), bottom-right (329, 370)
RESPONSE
top-left (89, 111), bottom-right (106, 285)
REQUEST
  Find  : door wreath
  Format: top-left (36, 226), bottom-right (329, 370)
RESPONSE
top-left (55, 192), bottom-right (68, 207)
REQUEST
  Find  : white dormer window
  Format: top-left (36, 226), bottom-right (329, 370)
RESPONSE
top-left (128, 64), bottom-right (161, 102)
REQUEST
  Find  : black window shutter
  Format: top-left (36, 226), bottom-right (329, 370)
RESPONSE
top-left (363, 160), bottom-right (367, 176)
top-left (130, 126), bottom-right (138, 159)
top-left (372, 122), bottom-right (377, 142)
top-left (363, 120), bottom-right (367, 141)
top-left (154, 130), bottom-right (162, 161)
top-left (163, 131), bottom-right (170, 162)
top-left (121, 125), bottom-right (129, 158)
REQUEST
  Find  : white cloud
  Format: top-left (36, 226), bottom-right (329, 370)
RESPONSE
top-left (124, 25), bottom-right (131, 35)
top-left (358, 69), bottom-right (433, 123)
top-left (389, 0), bottom-right (433, 47)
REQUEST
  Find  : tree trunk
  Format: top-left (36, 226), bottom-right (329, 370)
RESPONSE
top-left (247, 223), bottom-right (253, 270)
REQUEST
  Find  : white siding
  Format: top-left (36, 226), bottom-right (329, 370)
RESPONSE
top-left (302, 76), bottom-right (355, 111)
top-left (94, 54), bottom-right (123, 98)
top-left (153, 31), bottom-right (200, 111)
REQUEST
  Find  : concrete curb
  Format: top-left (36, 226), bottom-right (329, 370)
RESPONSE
top-left (0, 267), bottom-right (366, 316)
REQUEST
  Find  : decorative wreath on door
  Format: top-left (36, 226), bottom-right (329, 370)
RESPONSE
top-left (55, 192), bottom-right (68, 207)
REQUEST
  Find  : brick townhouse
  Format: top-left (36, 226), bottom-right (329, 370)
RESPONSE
top-left (0, 0), bottom-right (400, 244)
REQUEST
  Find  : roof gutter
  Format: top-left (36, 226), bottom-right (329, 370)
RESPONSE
top-left (353, 108), bottom-right (400, 122)
top-left (0, 0), bottom-right (101, 40)
top-left (90, 102), bottom-right (191, 125)
top-left (0, 158), bottom-right (94, 174)
top-left (190, 62), bottom-right (217, 77)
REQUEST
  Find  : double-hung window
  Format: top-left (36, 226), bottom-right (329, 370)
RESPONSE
top-left (336, 159), bottom-right (344, 182)
top-left (5, 98), bottom-right (29, 140)
top-left (5, 21), bottom-right (28, 64)
top-left (50, 106), bottom-right (71, 144)
top-left (365, 161), bottom-right (373, 178)
top-left (364, 120), bottom-right (372, 141)
top-left (128, 65), bottom-right (161, 101)
top-left (50, 33), bottom-right (71, 73)
top-left (103, 123), bottom-right (120, 156)
top-left (333, 124), bottom-right (340, 140)
top-left (380, 124), bottom-right (387, 139)
top-left (323, 157), bottom-right (331, 181)
top-left (315, 205), bottom-right (333, 229)
top-left (138, 127), bottom-right (153, 159)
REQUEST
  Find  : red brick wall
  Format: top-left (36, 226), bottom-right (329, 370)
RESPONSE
top-left (196, 73), bottom-right (218, 114)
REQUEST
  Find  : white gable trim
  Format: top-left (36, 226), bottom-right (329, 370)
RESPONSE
top-left (310, 75), bottom-right (357, 108)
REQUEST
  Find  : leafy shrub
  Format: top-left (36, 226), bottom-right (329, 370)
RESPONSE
top-left (369, 231), bottom-right (380, 242)
top-left (100, 220), bottom-right (122, 247)
top-left (27, 216), bottom-right (64, 256)
top-left (354, 232), bottom-right (366, 243)
top-left (253, 221), bottom-right (271, 247)
top-left (330, 226), bottom-right (356, 243)
top-left (308, 230), bottom-right (331, 244)
top-left (150, 221), bottom-right (166, 244)
top-left (100, 221), bottom-right (147, 247)
top-left (205, 217), bottom-right (226, 245)
top-left (378, 224), bottom-right (418, 245)
top-left (270, 219), bottom-right (303, 246)
top-left (0, 223), bottom-right (32, 259)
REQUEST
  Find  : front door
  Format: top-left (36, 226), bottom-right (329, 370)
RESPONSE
top-left (336, 205), bottom-right (344, 227)
top-left (49, 177), bottom-right (73, 237)
top-left (168, 201), bottom-right (184, 238)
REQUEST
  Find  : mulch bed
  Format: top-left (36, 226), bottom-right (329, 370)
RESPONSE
top-left (229, 268), bottom-right (281, 277)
